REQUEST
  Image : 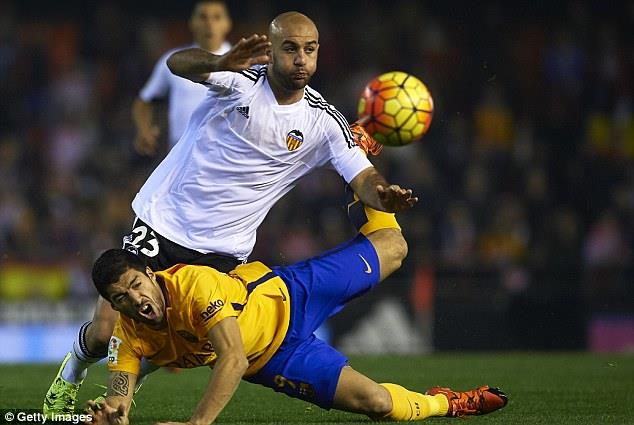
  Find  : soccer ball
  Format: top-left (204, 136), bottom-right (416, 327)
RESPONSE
top-left (357, 71), bottom-right (434, 146)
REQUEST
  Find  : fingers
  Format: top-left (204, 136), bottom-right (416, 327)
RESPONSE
top-left (250, 55), bottom-right (271, 66)
top-left (236, 34), bottom-right (271, 53)
top-left (86, 399), bottom-right (100, 412)
top-left (377, 185), bottom-right (419, 211)
top-left (224, 34), bottom-right (271, 70)
top-left (85, 400), bottom-right (104, 424)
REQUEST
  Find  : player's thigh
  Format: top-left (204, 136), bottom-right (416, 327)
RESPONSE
top-left (247, 336), bottom-right (347, 409)
top-left (274, 235), bottom-right (380, 323)
top-left (332, 366), bottom-right (392, 416)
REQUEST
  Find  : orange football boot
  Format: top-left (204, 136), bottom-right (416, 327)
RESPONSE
top-left (425, 385), bottom-right (508, 417)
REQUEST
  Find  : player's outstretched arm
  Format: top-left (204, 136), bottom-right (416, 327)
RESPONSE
top-left (84, 372), bottom-right (136, 425)
top-left (349, 167), bottom-right (418, 213)
top-left (156, 317), bottom-right (248, 425)
top-left (167, 35), bottom-right (271, 82)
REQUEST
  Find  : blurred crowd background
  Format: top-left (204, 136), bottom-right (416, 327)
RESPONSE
top-left (0, 0), bottom-right (632, 359)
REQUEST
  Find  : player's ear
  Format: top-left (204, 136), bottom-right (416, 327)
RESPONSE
top-left (146, 267), bottom-right (155, 281)
top-left (106, 294), bottom-right (121, 311)
top-left (109, 301), bottom-right (121, 312)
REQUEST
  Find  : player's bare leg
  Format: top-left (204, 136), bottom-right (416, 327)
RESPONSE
top-left (332, 366), bottom-right (393, 417)
top-left (365, 227), bottom-right (408, 282)
top-left (332, 366), bottom-right (508, 420)
top-left (85, 296), bottom-right (120, 354)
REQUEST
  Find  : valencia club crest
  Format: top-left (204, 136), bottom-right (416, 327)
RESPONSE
top-left (286, 130), bottom-right (304, 151)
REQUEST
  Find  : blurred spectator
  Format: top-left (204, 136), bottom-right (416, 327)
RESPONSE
top-left (584, 210), bottom-right (630, 268)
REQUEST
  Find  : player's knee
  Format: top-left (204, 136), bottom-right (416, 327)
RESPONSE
top-left (382, 229), bottom-right (408, 272)
top-left (367, 228), bottom-right (408, 279)
top-left (391, 230), bottom-right (408, 264)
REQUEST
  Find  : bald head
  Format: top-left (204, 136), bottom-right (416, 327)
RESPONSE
top-left (268, 12), bottom-right (319, 45)
top-left (266, 11), bottom-right (320, 102)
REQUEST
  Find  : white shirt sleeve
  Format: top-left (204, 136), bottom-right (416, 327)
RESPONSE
top-left (139, 52), bottom-right (171, 102)
top-left (202, 65), bottom-right (266, 95)
top-left (323, 110), bottom-right (373, 183)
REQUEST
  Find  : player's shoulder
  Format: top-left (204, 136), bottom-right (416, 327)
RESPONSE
top-left (236, 64), bottom-right (268, 84)
top-left (304, 86), bottom-right (354, 142)
top-left (157, 264), bottom-right (229, 307)
top-left (204, 64), bottom-right (267, 93)
top-left (160, 263), bottom-right (222, 283)
top-left (304, 86), bottom-right (345, 119)
top-left (304, 85), bottom-right (328, 107)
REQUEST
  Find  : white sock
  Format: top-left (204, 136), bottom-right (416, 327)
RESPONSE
top-left (61, 321), bottom-right (107, 384)
top-left (61, 351), bottom-right (90, 384)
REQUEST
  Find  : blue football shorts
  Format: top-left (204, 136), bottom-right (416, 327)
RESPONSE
top-left (246, 234), bottom-right (380, 409)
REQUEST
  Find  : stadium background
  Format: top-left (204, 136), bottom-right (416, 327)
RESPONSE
top-left (0, 0), bottom-right (632, 362)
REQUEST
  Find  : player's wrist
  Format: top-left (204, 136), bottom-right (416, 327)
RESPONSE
top-left (208, 54), bottom-right (223, 74)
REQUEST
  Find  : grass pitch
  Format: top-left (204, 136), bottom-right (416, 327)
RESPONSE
top-left (1, 353), bottom-right (632, 424)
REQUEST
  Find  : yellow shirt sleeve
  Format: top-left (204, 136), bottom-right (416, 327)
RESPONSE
top-left (189, 270), bottom-right (240, 335)
top-left (107, 320), bottom-right (142, 375)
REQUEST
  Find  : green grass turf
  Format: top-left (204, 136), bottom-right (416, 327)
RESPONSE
top-left (1, 353), bottom-right (632, 424)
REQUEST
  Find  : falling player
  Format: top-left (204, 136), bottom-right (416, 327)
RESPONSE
top-left (85, 203), bottom-right (507, 424)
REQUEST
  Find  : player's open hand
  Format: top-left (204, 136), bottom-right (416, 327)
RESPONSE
top-left (84, 400), bottom-right (128, 425)
top-left (217, 34), bottom-right (271, 72)
top-left (377, 185), bottom-right (418, 212)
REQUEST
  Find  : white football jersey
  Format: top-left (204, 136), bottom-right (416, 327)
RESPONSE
top-left (132, 65), bottom-right (372, 261)
top-left (139, 42), bottom-right (232, 148)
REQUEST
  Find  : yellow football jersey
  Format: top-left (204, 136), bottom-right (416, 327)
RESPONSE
top-left (107, 262), bottom-right (290, 377)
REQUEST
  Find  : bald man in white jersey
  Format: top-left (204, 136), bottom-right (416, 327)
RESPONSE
top-left (44, 12), bottom-right (418, 416)
top-left (132, 0), bottom-right (232, 155)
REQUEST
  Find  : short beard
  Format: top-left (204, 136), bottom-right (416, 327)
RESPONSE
top-left (271, 61), bottom-right (312, 91)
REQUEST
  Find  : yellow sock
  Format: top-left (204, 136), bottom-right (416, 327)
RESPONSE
top-left (380, 383), bottom-right (449, 421)
top-left (347, 191), bottom-right (401, 235)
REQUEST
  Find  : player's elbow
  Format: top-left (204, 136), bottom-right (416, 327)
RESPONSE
top-left (166, 53), bottom-right (181, 76)
top-left (236, 354), bottom-right (249, 372)
top-left (222, 352), bottom-right (249, 373)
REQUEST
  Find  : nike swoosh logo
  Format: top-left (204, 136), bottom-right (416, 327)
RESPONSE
top-left (358, 254), bottom-right (372, 274)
